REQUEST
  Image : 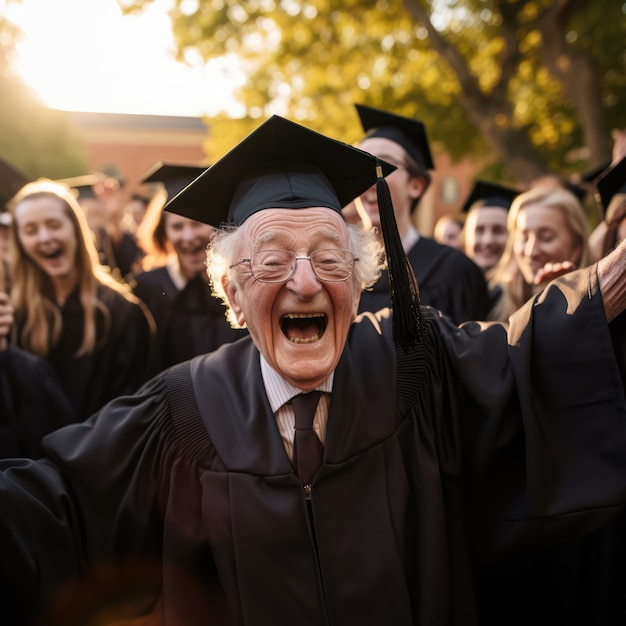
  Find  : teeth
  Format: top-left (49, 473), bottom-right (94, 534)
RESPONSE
top-left (284, 313), bottom-right (324, 319)
top-left (289, 334), bottom-right (321, 344)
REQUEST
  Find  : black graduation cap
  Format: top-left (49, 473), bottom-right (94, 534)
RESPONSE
top-left (140, 162), bottom-right (208, 201)
top-left (165, 114), bottom-right (425, 349)
top-left (460, 180), bottom-right (519, 213)
top-left (594, 156), bottom-right (626, 221)
top-left (355, 104), bottom-right (435, 171)
top-left (55, 174), bottom-right (99, 200)
top-left (0, 158), bottom-right (29, 210)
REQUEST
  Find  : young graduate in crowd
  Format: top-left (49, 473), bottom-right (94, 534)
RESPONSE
top-left (58, 174), bottom-right (144, 282)
top-left (351, 104), bottom-right (490, 324)
top-left (131, 162), bottom-right (246, 371)
top-left (3, 117), bottom-right (626, 626)
top-left (432, 212), bottom-right (464, 250)
top-left (6, 179), bottom-right (155, 422)
top-left (459, 180), bottom-right (519, 277)
top-left (487, 185), bottom-right (591, 322)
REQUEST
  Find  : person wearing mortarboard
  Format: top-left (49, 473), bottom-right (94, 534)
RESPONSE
top-left (57, 174), bottom-right (143, 282)
top-left (129, 162), bottom-right (246, 372)
top-left (459, 180), bottom-right (519, 276)
top-left (351, 104), bottom-right (491, 324)
top-left (486, 184), bottom-right (591, 323)
top-left (593, 155), bottom-right (626, 260)
top-left (4, 116), bottom-right (626, 626)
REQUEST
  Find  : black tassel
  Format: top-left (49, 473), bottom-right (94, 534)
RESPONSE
top-left (375, 164), bottom-right (424, 350)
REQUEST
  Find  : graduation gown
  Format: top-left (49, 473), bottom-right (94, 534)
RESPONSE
top-left (132, 267), bottom-right (246, 370)
top-left (16, 285), bottom-right (155, 422)
top-left (0, 344), bottom-right (76, 459)
top-left (358, 236), bottom-right (490, 324)
top-left (1, 264), bottom-right (626, 626)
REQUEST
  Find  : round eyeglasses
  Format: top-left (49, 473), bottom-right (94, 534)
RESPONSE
top-left (230, 249), bottom-right (359, 283)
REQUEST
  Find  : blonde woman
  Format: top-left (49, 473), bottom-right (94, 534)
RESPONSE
top-left (487, 186), bottom-right (590, 322)
top-left (8, 179), bottom-right (155, 421)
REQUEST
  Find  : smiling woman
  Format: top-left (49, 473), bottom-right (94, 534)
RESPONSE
top-left (7, 179), bottom-right (157, 420)
top-left (7, 0), bottom-right (245, 117)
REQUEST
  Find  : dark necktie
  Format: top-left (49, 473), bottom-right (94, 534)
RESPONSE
top-left (292, 390), bottom-right (323, 484)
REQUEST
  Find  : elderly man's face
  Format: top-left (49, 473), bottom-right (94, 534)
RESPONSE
top-left (225, 207), bottom-right (361, 391)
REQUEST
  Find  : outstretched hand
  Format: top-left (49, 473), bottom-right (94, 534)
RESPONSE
top-left (0, 292), bottom-right (13, 351)
top-left (534, 261), bottom-right (577, 285)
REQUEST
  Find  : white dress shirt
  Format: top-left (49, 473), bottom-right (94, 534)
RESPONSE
top-left (260, 355), bottom-right (333, 462)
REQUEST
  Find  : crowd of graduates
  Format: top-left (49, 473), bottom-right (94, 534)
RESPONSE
top-left (0, 106), bottom-right (626, 625)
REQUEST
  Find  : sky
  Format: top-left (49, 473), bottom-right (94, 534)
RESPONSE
top-left (6, 0), bottom-right (246, 118)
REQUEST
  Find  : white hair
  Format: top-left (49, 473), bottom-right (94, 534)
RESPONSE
top-left (205, 220), bottom-right (382, 328)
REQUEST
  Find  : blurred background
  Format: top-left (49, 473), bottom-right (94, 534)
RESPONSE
top-left (0, 0), bottom-right (624, 232)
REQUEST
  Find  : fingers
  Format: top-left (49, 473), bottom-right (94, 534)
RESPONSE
top-left (0, 292), bottom-right (14, 343)
top-left (534, 261), bottom-right (576, 285)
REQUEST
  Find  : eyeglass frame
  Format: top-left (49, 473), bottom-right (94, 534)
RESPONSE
top-left (229, 248), bottom-right (359, 283)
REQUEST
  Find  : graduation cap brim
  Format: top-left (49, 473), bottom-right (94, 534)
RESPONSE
top-left (460, 180), bottom-right (519, 213)
top-left (594, 156), bottom-right (626, 220)
top-left (141, 162), bottom-right (208, 201)
top-left (54, 174), bottom-right (100, 200)
top-left (164, 115), bottom-right (396, 227)
top-left (355, 103), bottom-right (434, 171)
top-left (0, 158), bottom-right (28, 209)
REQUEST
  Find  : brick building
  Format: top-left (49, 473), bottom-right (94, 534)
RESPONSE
top-left (68, 111), bottom-right (209, 203)
top-left (69, 110), bottom-right (481, 236)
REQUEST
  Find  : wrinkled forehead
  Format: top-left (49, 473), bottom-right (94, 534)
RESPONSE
top-left (240, 206), bottom-right (350, 249)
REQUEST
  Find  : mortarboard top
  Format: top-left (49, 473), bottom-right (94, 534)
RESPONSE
top-left (460, 180), bottom-right (519, 214)
top-left (55, 174), bottom-right (99, 201)
top-left (165, 114), bottom-right (425, 350)
top-left (355, 104), bottom-right (435, 171)
top-left (165, 115), bottom-right (396, 227)
top-left (141, 162), bottom-right (208, 202)
top-left (594, 156), bottom-right (626, 220)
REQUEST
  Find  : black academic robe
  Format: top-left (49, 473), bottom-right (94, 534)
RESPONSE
top-left (359, 236), bottom-right (490, 324)
top-left (0, 345), bottom-right (76, 459)
top-left (1, 264), bottom-right (626, 626)
top-left (132, 267), bottom-right (246, 371)
top-left (16, 285), bottom-right (155, 422)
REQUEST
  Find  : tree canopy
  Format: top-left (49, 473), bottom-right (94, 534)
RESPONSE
top-left (121, 0), bottom-right (625, 185)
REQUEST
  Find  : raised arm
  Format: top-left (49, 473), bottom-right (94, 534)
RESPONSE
top-left (597, 236), bottom-right (626, 322)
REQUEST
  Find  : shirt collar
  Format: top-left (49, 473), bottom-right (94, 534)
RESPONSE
top-left (260, 354), bottom-right (334, 413)
top-left (166, 256), bottom-right (188, 291)
top-left (402, 225), bottom-right (420, 253)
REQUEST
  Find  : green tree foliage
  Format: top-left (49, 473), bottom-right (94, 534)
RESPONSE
top-left (0, 3), bottom-right (89, 184)
top-left (122, 0), bottom-right (625, 185)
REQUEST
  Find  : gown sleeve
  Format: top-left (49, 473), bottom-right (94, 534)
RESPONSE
top-left (0, 370), bottom-right (180, 622)
top-left (435, 263), bottom-right (626, 557)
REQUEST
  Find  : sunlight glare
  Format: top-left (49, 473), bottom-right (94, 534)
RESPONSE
top-left (6, 0), bottom-right (245, 118)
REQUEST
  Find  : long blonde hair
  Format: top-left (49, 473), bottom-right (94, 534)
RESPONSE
top-left (488, 186), bottom-right (591, 321)
top-left (8, 179), bottom-right (144, 356)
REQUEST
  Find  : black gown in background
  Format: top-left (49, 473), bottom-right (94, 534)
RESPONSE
top-left (132, 266), bottom-right (246, 371)
top-left (1, 264), bottom-right (626, 625)
top-left (16, 285), bottom-right (155, 422)
top-left (358, 235), bottom-right (490, 324)
top-left (0, 344), bottom-right (76, 459)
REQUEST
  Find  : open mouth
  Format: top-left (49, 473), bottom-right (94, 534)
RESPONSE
top-left (280, 313), bottom-right (327, 344)
top-left (41, 248), bottom-right (63, 259)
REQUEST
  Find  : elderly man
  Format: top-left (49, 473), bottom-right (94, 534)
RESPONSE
top-left (1, 116), bottom-right (626, 626)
